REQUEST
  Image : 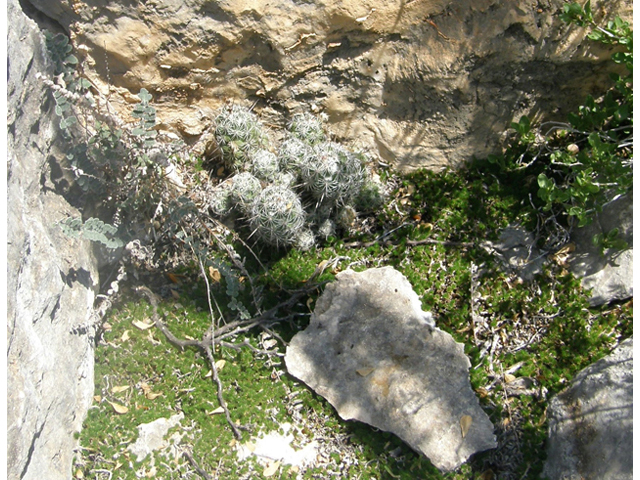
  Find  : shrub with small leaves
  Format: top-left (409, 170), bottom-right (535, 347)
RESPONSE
top-left (59, 217), bottom-right (123, 249)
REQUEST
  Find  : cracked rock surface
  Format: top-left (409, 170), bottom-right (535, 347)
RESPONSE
top-left (543, 338), bottom-right (633, 480)
top-left (285, 267), bottom-right (496, 472)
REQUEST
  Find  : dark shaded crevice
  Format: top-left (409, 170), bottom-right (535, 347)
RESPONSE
top-left (19, 420), bottom-right (46, 479)
top-left (17, 0), bottom-right (68, 36)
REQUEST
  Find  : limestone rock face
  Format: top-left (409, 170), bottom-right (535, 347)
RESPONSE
top-left (7, 1), bottom-right (99, 478)
top-left (285, 267), bottom-right (496, 472)
top-left (543, 338), bottom-right (633, 480)
top-left (27, 0), bottom-right (631, 171)
top-left (568, 193), bottom-right (633, 306)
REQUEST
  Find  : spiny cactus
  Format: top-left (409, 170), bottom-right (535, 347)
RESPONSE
top-left (336, 204), bottom-right (357, 230)
top-left (229, 172), bottom-right (262, 214)
top-left (249, 149), bottom-right (279, 182)
top-left (214, 105), bottom-right (269, 171)
top-left (316, 218), bottom-right (336, 240)
top-left (355, 174), bottom-right (386, 212)
top-left (250, 185), bottom-right (305, 247)
top-left (209, 182), bottom-right (234, 217)
top-left (300, 142), bottom-right (366, 205)
top-left (277, 135), bottom-right (310, 176)
top-left (294, 228), bottom-right (316, 251)
top-left (210, 108), bottom-right (386, 249)
top-left (288, 113), bottom-right (326, 146)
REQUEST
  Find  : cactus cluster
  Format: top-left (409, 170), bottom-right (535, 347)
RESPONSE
top-left (211, 105), bottom-right (386, 249)
top-left (214, 104), bottom-right (268, 171)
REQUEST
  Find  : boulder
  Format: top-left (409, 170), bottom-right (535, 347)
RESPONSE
top-left (285, 267), bottom-right (496, 472)
top-left (7, 0), bottom-right (99, 478)
top-left (568, 193), bottom-right (633, 306)
top-left (25, 0), bottom-right (632, 171)
top-left (543, 337), bottom-right (633, 480)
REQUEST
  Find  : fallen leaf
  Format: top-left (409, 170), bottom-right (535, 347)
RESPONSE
top-left (263, 461), bottom-right (280, 477)
top-left (108, 401), bottom-right (129, 415)
top-left (208, 406), bottom-right (225, 415)
top-left (216, 166), bottom-right (225, 177)
top-left (132, 320), bottom-right (155, 330)
top-left (166, 272), bottom-right (182, 284)
top-left (209, 267), bottom-right (221, 283)
top-left (146, 391), bottom-right (163, 400)
top-left (356, 367), bottom-right (375, 377)
top-left (140, 383), bottom-right (151, 394)
top-left (147, 332), bottom-right (161, 345)
top-left (504, 373), bottom-right (517, 384)
top-left (460, 415), bottom-right (473, 438)
top-left (102, 322), bottom-right (112, 331)
top-left (75, 468), bottom-right (84, 479)
top-left (306, 297), bottom-right (314, 310)
top-left (121, 330), bottom-right (130, 342)
top-left (214, 359), bottom-right (226, 371)
top-left (170, 289), bottom-right (180, 299)
top-left (93, 395), bottom-right (102, 403)
top-left (262, 339), bottom-right (278, 349)
top-left (204, 370), bottom-right (213, 379)
top-left (112, 385), bottom-right (130, 394)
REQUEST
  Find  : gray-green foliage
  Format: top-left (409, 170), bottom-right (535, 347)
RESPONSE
top-left (59, 217), bottom-right (123, 249)
top-left (211, 106), bottom-right (386, 249)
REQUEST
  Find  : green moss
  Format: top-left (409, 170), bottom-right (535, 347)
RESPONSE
top-left (78, 160), bottom-right (631, 479)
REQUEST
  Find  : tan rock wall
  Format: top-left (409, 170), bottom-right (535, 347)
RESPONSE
top-left (29, 0), bottom-right (632, 171)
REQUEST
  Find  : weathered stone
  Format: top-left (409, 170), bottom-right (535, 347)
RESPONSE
top-left (26, 0), bottom-right (631, 171)
top-left (285, 267), bottom-right (496, 472)
top-left (543, 337), bottom-right (633, 480)
top-left (127, 413), bottom-right (185, 463)
top-left (482, 225), bottom-right (545, 282)
top-left (568, 193), bottom-right (633, 306)
top-left (7, 1), bottom-right (99, 478)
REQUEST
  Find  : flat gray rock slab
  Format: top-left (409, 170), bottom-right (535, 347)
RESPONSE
top-left (285, 267), bottom-right (496, 472)
top-left (568, 194), bottom-right (633, 306)
top-left (543, 338), bottom-right (633, 480)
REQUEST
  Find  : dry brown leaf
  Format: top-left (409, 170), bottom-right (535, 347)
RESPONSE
top-left (93, 395), bottom-right (102, 403)
top-left (170, 289), bottom-right (180, 299)
top-left (216, 166), bottom-right (225, 177)
top-left (504, 373), bottom-right (517, 384)
top-left (108, 401), bottom-right (129, 415)
top-left (146, 391), bottom-right (163, 400)
top-left (263, 461), bottom-right (280, 477)
top-left (112, 385), bottom-right (130, 394)
top-left (132, 320), bottom-right (155, 330)
top-left (460, 414), bottom-right (473, 438)
top-left (208, 267), bottom-right (222, 283)
top-left (262, 339), bottom-right (278, 350)
top-left (121, 330), bottom-right (130, 342)
top-left (140, 383), bottom-right (151, 394)
top-left (356, 367), bottom-right (375, 377)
